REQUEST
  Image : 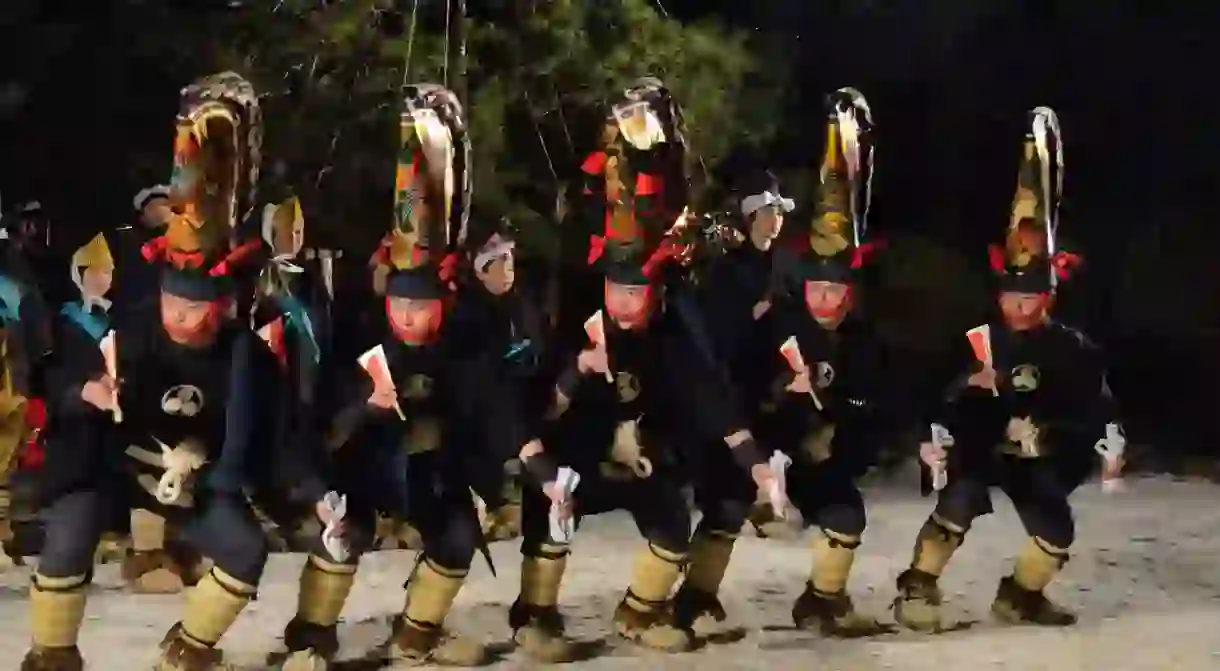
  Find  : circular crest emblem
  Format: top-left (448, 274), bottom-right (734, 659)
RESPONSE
top-left (616, 371), bottom-right (641, 402)
top-left (815, 361), bottom-right (835, 389)
top-left (1010, 364), bottom-right (1040, 392)
top-left (402, 374), bottom-right (433, 400)
top-left (160, 385), bottom-right (204, 417)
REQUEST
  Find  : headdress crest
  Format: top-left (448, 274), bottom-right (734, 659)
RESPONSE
top-left (795, 87), bottom-right (878, 283)
top-left (582, 77), bottom-right (690, 284)
top-left (988, 106), bottom-right (1078, 291)
top-left (141, 72), bottom-right (263, 298)
top-left (371, 84), bottom-right (471, 297)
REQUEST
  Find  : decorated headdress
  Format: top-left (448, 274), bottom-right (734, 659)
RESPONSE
top-left (141, 71), bottom-right (263, 300)
top-left (583, 77), bottom-right (689, 285)
top-left (70, 233), bottom-right (114, 294)
top-left (793, 87), bottom-right (877, 283)
top-left (370, 84), bottom-right (470, 298)
top-left (989, 106), bottom-right (1077, 293)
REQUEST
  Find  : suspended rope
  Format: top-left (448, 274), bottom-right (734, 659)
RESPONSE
top-left (523, 91), bottom-right (559, 185)
top-left (442, 0), bottom-right (452, 87)
top-left (401, 0), bottom-right (420, 87)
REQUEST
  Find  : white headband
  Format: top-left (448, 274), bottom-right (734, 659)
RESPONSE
top-left (474, 237), bottom-right (515, 270)
top-left (133, 185), bottom-right (170, 213)
top-left (741, 190), bottom-right (794, 217)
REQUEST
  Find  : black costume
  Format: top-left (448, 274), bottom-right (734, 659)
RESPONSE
top-left (20, 71), bottom-right (311, 671)
top-left (447, 220), bottom-right (551, 529)
top-left (893, 106), bottom-right (1122, 631)
top-left (507, 78), bottom-right (763, 661)
top-left (678, 88), bottom-right (897, 636)
top-left (280, 83), bottom-right (493, 668)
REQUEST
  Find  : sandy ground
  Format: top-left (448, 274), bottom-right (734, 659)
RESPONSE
top-left (2, 474), bottom-right (1220, 669)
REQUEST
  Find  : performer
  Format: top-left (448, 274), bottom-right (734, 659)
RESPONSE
top-left (669, 167), bottom-right (791, 629)
top-left (449, 218), bottom-right (549, 540)
top-left (506, 78), bottom-right (779, 661)
top-left (119, 186), bottom-right (208, 594)
top-left (892, 107), bottom-right (1122, 632)
top-left (278, 83), bottom-right (495, 668)
top-left (20, 71), bottom-right (319, 671)
top-left (676, 89), bottom-right (900, 637)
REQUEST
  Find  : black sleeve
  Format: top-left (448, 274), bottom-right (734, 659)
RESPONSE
top-left (43, 319), bottom-right (105, 417)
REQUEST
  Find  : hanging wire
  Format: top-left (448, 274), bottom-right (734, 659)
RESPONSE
top-left (401, 0), bottom-right (420, 87)
top-left (523, 90), bottom-right (559, 184)
top-left (442, 0), bottom-right (452, 87)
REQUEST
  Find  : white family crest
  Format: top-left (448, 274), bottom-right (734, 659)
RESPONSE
top-left (160, 385), bottom-right (204, 416)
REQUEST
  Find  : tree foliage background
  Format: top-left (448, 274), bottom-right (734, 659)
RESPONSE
top-left (3, 0), bottom-right (785, 257)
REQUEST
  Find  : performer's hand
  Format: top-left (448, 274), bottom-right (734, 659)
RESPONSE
top-left (577, 345), bottom-right (609, 377)
top-left (367, 386), bottom-right (398, 410)
top-left (315, 499), bottom-right (346, 536)
top-left (966, 365), bottom-right (997, 391)
top-left (919, 441), bottom-right (947, 468)
top-left (785, 370), bottom-right (813, 395)
top-left (81, 376), bottom-right (117, 411)
top-left (749, 462), bottom-right (777, 493)
top-left (1101, 454), bottom-right (1125, 483)
top-left (752, 300), bottom-right (771, 320)
top-left (542, 482), bottom-right (573, 521)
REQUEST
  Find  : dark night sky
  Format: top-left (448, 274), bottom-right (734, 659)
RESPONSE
top-left (2, 1), bottom-right (1218, 452)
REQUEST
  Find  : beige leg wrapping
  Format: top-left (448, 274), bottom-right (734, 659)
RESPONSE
top-left (521, 543), bottom-right (568, 607)
top-left (180, 567), bottom-right (256, 646)
top-left (403, 557), bottom-right (467, 628)
top-left (131, 508), bottom-right (167, 552)
top-left (684, 530), bottom-right (737, 594)
top-left (29, 574), bottom-right (89, 648)
top-left (297, 554), bottom-right (358, 627)
top-left (1013, 536), bottom-right (1068, 592)
top-left (624, 543), bottom-right (685, 613)
top-left (810, 530), bottom-right (858, 594)
top-left (912, 513), bottom-right (965, 577)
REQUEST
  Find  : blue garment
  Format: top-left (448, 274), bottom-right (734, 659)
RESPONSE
top-left (59, 302), bottom-right (110, 343)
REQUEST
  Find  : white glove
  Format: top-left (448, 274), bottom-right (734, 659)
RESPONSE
top-left (767, 450), bottom-right (793, 519)
top-left (548, 467), bottom-right (580, 543)
top-left (928, 423), bottom-right (953, 490)
top-left (320, 491), bottom-right (349, 562)
top-left (1094, 422), bottom-right (1126, 492)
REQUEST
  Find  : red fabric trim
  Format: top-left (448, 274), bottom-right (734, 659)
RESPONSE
top-left (635, 173), bottom-right (661, 196)
top-left (581, 151), bottom-right (608, 175)
top-left (587, 235), bottom-right (606, 265)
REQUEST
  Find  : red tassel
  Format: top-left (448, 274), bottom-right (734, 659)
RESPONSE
top-left (581, 151), bottom-right (608, 176)
top-left (587, 235), bottom-right (606, 265)
top-left (642, 238), bottom-right (682, 279)
top-left (438, 252), bottom-right (458, 282)
top-left (635, 173), bottom-right (661, 197)
top-left (141, 236), bottom-right (168, 261)
top-left (209, 240), bottom-right (262, 277)
top-left (168, 250), bottom-right (205, 269)
top-left (850, 240), bottom-right (886, 269)
top-left (988, 244), bottom-right (1007, 272)
top-left (1052, 251), bottom-right (1082, 279)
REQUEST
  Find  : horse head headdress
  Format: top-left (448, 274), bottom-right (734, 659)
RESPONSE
top-left (989, 106), bottom-right (1077, 292)
top-left (372, 83), bottom-right (472, 298)
top-left (143, 72), bottom-right (264, 298)
top-left (582, 77), bottom-right (691, 285)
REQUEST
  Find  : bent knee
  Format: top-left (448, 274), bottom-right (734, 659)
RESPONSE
top-left (698, 498), bottom-right (750, 536)
top-left (423, 517), bottom-right (481, 572)
top-left (1024, 512), bottom-right (1075, 550)
top-left (819, 503), bottom-right (866, 540)
top-left (208, 527), bottom-right (270, 586)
